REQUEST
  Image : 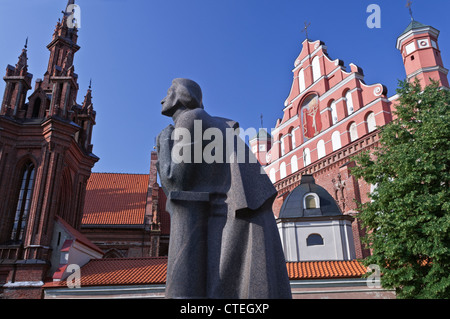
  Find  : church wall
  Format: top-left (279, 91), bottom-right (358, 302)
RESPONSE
top-left (2, 286), bottom-right (43, 299)
top-left (278, 218), bottom-right (355, 262)
top-left (259, 38), bottom-right (395, 261)
top-left (290, 280), bottom-right (396, 299)
top-left (81, 227), bottom-right (153, 258)
top-left (271, 129), bottom-right (380, 259)
top-left (42, 280), bottom-right (396, 300)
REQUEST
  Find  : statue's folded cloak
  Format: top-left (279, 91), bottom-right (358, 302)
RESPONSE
top-left (157, 108), bottom-right (292, 299)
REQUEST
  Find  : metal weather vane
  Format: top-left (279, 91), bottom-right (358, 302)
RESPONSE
top-left (302, 21), bottom-right (311, 40)
top-left (406, 0), bottom-right (414, 21)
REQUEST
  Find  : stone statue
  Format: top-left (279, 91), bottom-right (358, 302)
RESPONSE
top-left (156, 78), bottom-right (292, 299)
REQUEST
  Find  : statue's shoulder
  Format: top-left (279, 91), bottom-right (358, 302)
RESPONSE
top-left (175, 108), bottom-right (208, 128)
top-left (181, 108), bottom-right (209, 121)
top-left (177, 109), bottom-right (239, 131)
top-left (213, 116), bottom-right (239, 129)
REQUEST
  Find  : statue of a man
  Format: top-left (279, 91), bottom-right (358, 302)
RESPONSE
top-left (156, 78), bottom-right (292, 299)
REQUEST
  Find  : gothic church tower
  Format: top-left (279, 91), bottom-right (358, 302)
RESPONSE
top-left (0, 1), bottom-right (98, 298)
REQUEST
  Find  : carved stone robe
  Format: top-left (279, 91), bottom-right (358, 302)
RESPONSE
top-left (157, 108), bottom-right (291, 299)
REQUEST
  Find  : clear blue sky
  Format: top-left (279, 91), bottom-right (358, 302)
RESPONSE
top-left (1, 0), bottom-right (449, 174)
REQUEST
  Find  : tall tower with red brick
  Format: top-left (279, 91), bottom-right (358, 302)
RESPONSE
top-left (0, 1), bottom-right (98, 298)
top-left (396, 19), bottom-right (449, 88)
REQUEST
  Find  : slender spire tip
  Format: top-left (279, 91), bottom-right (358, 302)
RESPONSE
top-left (406, 0), bottom-right (414, 21)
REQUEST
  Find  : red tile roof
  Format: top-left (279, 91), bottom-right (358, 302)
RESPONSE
top-left (44, 257), bottom-right (168, 288)
top-left (82, 173), bottom-right (150, 225)
top-left (286, 260), bottom-right (368, 280)
top-left (44, 259), bottom-right (368, 288)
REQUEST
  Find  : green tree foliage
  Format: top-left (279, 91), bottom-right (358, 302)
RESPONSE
top-left (351, 79), bottom-right (450, 299)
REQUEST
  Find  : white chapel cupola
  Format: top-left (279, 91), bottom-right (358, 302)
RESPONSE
top-left (277, 175), bottom-right (356, 262)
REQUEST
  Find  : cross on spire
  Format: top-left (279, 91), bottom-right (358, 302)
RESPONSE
top-left (260, 113), bottom-right (264, 128)
top-left (302, 21), bottom-right (311, 40)
top-left (406, 0), bottom-right (414, 21)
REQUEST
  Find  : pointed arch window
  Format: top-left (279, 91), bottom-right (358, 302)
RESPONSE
top-left (345, 90), bottom-right (354, 115)
top-left (276, 134), bottom-right (283, 158)
top-left (331, 131), bottom-right (342, 151)
top-left (269, 168), bottom-right (276, 183)
top-left (366, 112), bottom-right (376, 133)
top-left (298, 68), bottom-right (306, 93)
top-left (280, 136), bottom-right (286, 156)
top-left (317, 139), bottom-right (326, 159)
top-left (303, 148), bottom-right (311, 166)
top-left (280, 162), bottom-right (287, 179)
top-left (291, 155), bottom-right (298, 173)
top-left (312, 56), bottom-right (321, 82)
top-left (291, 129), bottom-right (297, 149)
top-left (11, 162), bottom-right (36, 242)
top-left (31, 97), bottom-right (42, 118)
top-left (349, 122), bottom-right (358, 142)
top-left (330, 101), bottom-right (338, 125)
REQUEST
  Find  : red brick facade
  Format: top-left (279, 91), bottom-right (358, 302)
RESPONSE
top-left (1, 2), bottom-right (448, 299)
top-left (251, 21), bottom-right (449, 260)
top-left (0, 5), bottom-right (98, 298)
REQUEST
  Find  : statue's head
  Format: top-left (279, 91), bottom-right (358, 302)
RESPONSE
top-left (161, 78), bottom-right (203, 117)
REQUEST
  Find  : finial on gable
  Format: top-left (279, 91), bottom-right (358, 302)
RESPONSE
top-left (302, 21), bottom-right (311, 40)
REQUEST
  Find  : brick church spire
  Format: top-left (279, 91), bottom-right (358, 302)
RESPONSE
top-left (0, 39), bottom-right (33, 116)
top-left (82, 79), bottom-right (93, 110)
top-left (38, 0), bottom-right (83, 119)
top-left (16, 38), bottom-right (29, 75)
top-left (78, 80), bottom-right (96, 153)
top-left (0, 2), bottom-right (98, 298)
